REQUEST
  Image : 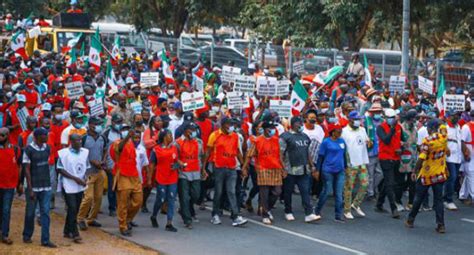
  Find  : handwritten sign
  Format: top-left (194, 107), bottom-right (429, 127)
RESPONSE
top-left (226, 91), bottom-right (250, 110)
top-left (444, 94), bottom-right (465, 112)
top-left (276, 80), bottom-right (291, 96)
top-left (418, 76), bottom-right (434, 95)
top-left (233, 75), bottom-right (255, 93)
top-left (17, 107), bottom-right (30, 131)
top-left (181, 92), bottom-right (205, 112)
top-left (140, 72), bottom-right (159, 86)
top-left (270, 100), bottom-right (292, 118)
top-left (292, 60), bottom-right (305, 74)
top-left (256, 76), bottom-right (277, 96)
top-left (65, 81), bottom-right (84, 99)
top-left (222, 65), bottom-right (241, 84)
top-left (389, 75), bottom-right (405, 94)
top-left (88, 99), bottom-right (104, 117)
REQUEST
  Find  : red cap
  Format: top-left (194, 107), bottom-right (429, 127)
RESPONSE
top-left (25, 78), bottom-right (34, 86)
top-left (195, 104), bottom-right (209, 117)
top-left (327, 123), bottom-right (342, 134)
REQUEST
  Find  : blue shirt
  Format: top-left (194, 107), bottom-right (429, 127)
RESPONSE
top-left (318, 137), bottom-right (346, 173)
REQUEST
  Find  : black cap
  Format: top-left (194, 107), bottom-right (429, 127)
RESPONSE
top-left (221, 117), bottom-right (233, 126)
top-left (111, 113), bottom-right (124, 123)
top-left (183, 122), bottom-right (198, 131)
top-left (262, 120), bottom-right (277, 129)
top-left (291, 116), bottom-right (303, 126)
top-left (33, 127), bottom-right (48, 137)
top-left (183, 112), bottom-right (194, 122)
top-left (70, 110), bottom-right (84, 119)
top-left (89, 116), bottom-right (102, 125)
top-left (159, 114), bottom-right (171, 122)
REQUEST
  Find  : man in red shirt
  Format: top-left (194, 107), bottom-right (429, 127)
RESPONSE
top-left (0, 127), bottom-right (21, 245)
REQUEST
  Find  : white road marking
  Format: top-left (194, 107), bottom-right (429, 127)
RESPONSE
top-left (461, 218), bottom-right (474, 223)
top-left (205, 207), bottom-right (367, 255)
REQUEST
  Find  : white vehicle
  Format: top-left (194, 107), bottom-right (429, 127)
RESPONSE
top-left (91, 22), bottom-right (146, 55)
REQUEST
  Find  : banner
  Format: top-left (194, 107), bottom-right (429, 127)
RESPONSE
top-left (226, 91), bottom-right (250, 110)
top-left (292, 60), bottom-right (305, 74)
top-left (140, 72), bottom-right (159, 86)
top-left (276, 80), bottom-right (291, 96)
top-left (444, 94), bottom-right (465, 112)
top-left (389, 75), bottom-right (405, 94)
top-left (17, 107), bottom-right (30, 131)
top-left (270, 100), bottom-right (292, 118)
top-left (181, 92), bottom-right (205, 112)
top-left (418, 75), bottom-right (434, 95)
top-left (222, 65), bottom-right (241, 83)
top-left (88, 99), bottom-right (104, 117)
top-left (193, 74), bottom-right (204, 91)
top-left (233, 75), bottom-right (255, 93)
top-left (65, 81), bottom-right (84, 99)
top-left (256, 76), bottom-right (277, 96)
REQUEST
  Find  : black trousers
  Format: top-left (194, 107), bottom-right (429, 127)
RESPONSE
top-left (408, 181), bottom-right (444, 225)
top-left (394, 172), bottom-right (416, 205)
top-left (178, 179), bottom-right (200, 225)
top-left (259, 185), bottom-right (282, 218)
top-left (63, 191), bottom-right (84, 237)
top-left (377, 160), bottom-right (400, 212)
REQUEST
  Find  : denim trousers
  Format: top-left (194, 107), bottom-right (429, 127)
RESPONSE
top-left (0, 188), bottom-right (15, 238)
top-left (283, 174), bottom-right (313, 215)
top-left (23, 189), bottom-right (52, 244)
top-left (152, 183), bottom-right (178, 221)
top-left (212, 168), bottom-right (239, 219)
top-left (315, 171), bottom-right (345, 219)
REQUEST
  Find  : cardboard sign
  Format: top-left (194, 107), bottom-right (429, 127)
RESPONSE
top-left (444, 94), bottom-right (465, 112)
top-left (88, 99), bottom-right (104, 117)
top-left (276, 80), bottom-right (291, 96)
top-left (389, 76), bottom-right (405, 94)
top-left (28, 26), bottom-right (42, 38)
top-left (226, 91), bottom-right (250, 110)
top-left (181, 92), bottom-right (205, 112)
top-left (17, 107), bottom-right (30, 131)
top-left (130, 101), bottom-right (143, 114)
top-left (418, 76), bottom-right (434, 95)
top-left (292, 60), bottom-right (305, 74)
top-left (270, 100), bottom-right (292, 118)
top-left (256, 76), bottom-right (277, 96)
top-left (65, 81), bottom-right (84, 99)
top-left (233, 75), bottom-right (255, 93)
top-left (222, 65), bottom-right (241, 84)
top-left (193, 74), bottom-right (204, 91)
top-left (140, 72), bottom-right (159, 86)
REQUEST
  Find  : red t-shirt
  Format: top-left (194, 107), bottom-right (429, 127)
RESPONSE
top-left (152, 145), bottom-right (179, 185)
top-left (110, 140), bottom-right (138, 177)
top-left (195, 118), bottom-right (213, 147)
top-left (0, 146), bottom-right (19, 189)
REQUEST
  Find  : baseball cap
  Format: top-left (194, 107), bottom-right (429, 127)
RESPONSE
top-left (384, 109), bottom-right (397, 118)
top-left (348, 110), bottom-right (363, 120)
top-left (262, 120), bottom-right (277, 129)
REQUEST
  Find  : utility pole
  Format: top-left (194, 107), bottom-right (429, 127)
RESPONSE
top-left (401, 0), bottom-right (410, 76)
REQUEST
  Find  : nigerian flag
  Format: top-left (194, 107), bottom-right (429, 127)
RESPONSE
top-left (66, 47), bottom-right (77, 68)
top-left (89, 27), bottom-right (102, 72)
top-left (313, 66), bottom-right (343, 85)
top-left (106, 57), bottom-right (117, 91)
top-left (291, 79), bottom-right (309, 116)
top-left (436, 74), bottom-right (446, 117)
top-left (363, 54), bottom-right (372, 87)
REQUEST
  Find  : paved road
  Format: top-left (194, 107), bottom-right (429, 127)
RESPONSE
top-left (57, 193), bottom-right (474, 255)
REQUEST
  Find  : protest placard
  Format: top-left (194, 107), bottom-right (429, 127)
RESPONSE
top-left (233, 75), bottom-right (255, 93)
top-left (193, 74), bottom-right (204, 91)
top-left (444, 94), bottom-right (465, 112)
top-left (65, 81), bottom-right (84, 99)
top-left (276, 80), bottom-right (291, 96)
top-left (418, 76), bottom-right (434, 95)
top-left (181, 92), bottom-right (205, 111)
top-left (88, 99), bottom-right (105, 117)
top-left (226, 91), bottom-right (250, 110)
top-left (140, 72), bottom-right (159, 86)
top-left (292, 60), bottom-right (305, 74)
top-left (256, 76), bottom-right (277, 96)
top-left (130, 101), bottom-right (143, 114)
top-left (389, 76), bottom-right (405, 94)
top-left (222, 65), bottom-right (241, 83)
top-left (270, 100), bottom-right (292, 118)
top-left (17, 107), bottom-right (29, 131)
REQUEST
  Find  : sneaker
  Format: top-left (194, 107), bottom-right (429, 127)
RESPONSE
top-left (141, 207), bottom-right (150, 213)
top-left (351, 205), bottom-right (366, 217)
top-left (109, 211), bottom-right (116, 217)
top-left (405, 204), bottom-right (413, 211)
top-left (405, 219), bottom-right (414, 228)
top-left (421, 206), bottom-right (432, 212)
top-left (444, 202), bottom-right (458, 211)
top-left (391, 210), bottom-right (400, 219)
top-left (165, 224), bottom-right (178, 232)
top-left (245, 200), bottom-right (254, 213)
top-left (78, 221), bottom-right (88, 231)
top-left (395, 203), bottom-right (405, 212)
top-left (334, 218), bottom-right (345, 223)
top-left (150, 216), bottom-right (159, 228)
top-left (192, 216), bottom-right (200, 223)
top-left (304, 214), bottom-right (321, 223)
top-left (262, 217), bottom-right (272, 225)
top-left (267, 211), bottom-right (274, 221)
top-left (232, 216), bottom-right (248, 227)
top-left (344, 212), bottom-right (354, 220)
top-left (41, 242), bottom-right (57, 248)
top-left (435, 224), bottom-right (446, 233)
top-left (88, 220), bottom-right (102, 227)
top-left (1, 237), bottom-right (13, 245)
top-left (366, 195), bottom-right (376, 202)
top-left (374, 206), bottom-right (389, 213)
top-left (285, 213), bottom-right (295, 221)
top-left (211, 215), bottom-right (221, 225)
top-left (120, 230), bottom-right (132, 237)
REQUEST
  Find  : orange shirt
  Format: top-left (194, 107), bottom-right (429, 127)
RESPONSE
top-left (176, 137), bottom-right (200, 172)
top-left (110, 140), bottom-right (138, 177)
top-left (254, 135), bottom-right (282, 170)
top-left (208, 129), bottom-right (239, 169)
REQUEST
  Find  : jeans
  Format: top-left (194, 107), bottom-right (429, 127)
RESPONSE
top-left (107, 171), bottom-right (117, 212)
top-left (63, 191), bottom-right (84, 237)
top-left (23, 189), bottom-right (52, 244)
top-left (408, 181), bottom-right (444, 225)
top-left (315, 171), bottom-right (345, 219)
top-left (259, 185), bottom-right (282, 218)
top-left (212, 168), bottom-right (239, 219)
top-left (152, 184), bottom-right (177, 221)
top-left (394, 172), bottom-right (415, 205)
top-left (283, 174), bottom-right (312, 215)
top-left (377, 160), bottom-right (400, 212)
top-left (0, 189), bottom-right (15, 238)
top-left (367, 156), bottom-right (383, 197)
top-left (178, 179), bottom-right (200, 225)
top-left (444, 163), bottom-right (461, 203)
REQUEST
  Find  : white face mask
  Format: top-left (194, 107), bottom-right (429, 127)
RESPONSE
top-left (211, 106), bottom-right (220, 114)
top-left (168, 89), bottom-right (175, 96)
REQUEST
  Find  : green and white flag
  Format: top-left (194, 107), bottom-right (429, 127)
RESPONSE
top-left (363, 54), bottom-right (372, 87)
top-left (111, 36), bottom-right (121, 60)
top-left (436, 74), bottom-right (446, 116)
top-left (89, 27), bottom-right (102, 72)
top-left (291, 79), bottom-right (309, 116)
top-left (106, 57), bottom-right (117, 91)
top-left (313, 66), bottom-right (343, 85)
top-left (66, 47), bottom-right (77, 68)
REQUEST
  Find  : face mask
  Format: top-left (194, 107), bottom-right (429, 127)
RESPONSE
top-left (73, 122), bottom-right (83, 129)
top-left (168, 89), bottom-right (175, 96)
top-left (387, 118), bottom-right (396, 126)
top-left (373, 114), bottom-right (381, 120)
top-left (135, 121), bottom-right (143, 126)
top-left (54, 114), bottom-right (63, 121)
top-left (162, 122), bottom-right (169, 129)
top-left (321, 108), bottom-right (328, 113)
top-left (113, 124), bottom-right (123, 131)
top-left (328, 117), bottom-right (338, 124)
top-left (298, 126), bottom-right (304, 133)
top-left (133, 141), bottom-right (140, 147)
top-left (263, 69), bottom-right (269, 75)
top-left (121, 130), bottom-right (129, 138)
top-left (228, 126), bottom-right (235, 133)
top-left (309, 119), bottom-right (317, 124)
top-left (85, 95), bottom-right (93, 100)
top-left (212, 106), bottom-right (220, 113)
top-left (94, 125), bottom-right (103, 134)
top-left (258, 128), bottom-right (264, 135)
top-left (6, 92), bottom-right (12, 98)
top-left (268, 129), bottom-right (276, 137)
top-left (190, 131), bottom-right (197, 138)
top-left (353, 120), bottom-right (361, 128)
top-left (417, 95), bottom-right (422, 100)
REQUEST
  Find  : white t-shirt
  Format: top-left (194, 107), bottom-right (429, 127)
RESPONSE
top-left (417, 126), bottom-right (429, 146)
top-left (168, 114), bottom-right (184, 139)
top-left (60, 125), bottom-right (87, 145)
top-left (447, 125), bottom-right (463, 164)
top-left (341, 126), bottom-right (370, 167)
top-left (303, 124), bottom-right (325, 144)
top-left (461, 124), bottom-right (474, 172)
top-left (57, 148), bottom-right (90, 194)
top-left (135, 144), bottom-right (149, 183)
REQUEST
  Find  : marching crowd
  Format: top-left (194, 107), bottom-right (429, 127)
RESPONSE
top-left (0, 22), bottom-right (473, 249)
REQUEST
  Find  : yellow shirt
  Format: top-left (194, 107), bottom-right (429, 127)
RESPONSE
top-left (418, 133), bottom-right (448, 186)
